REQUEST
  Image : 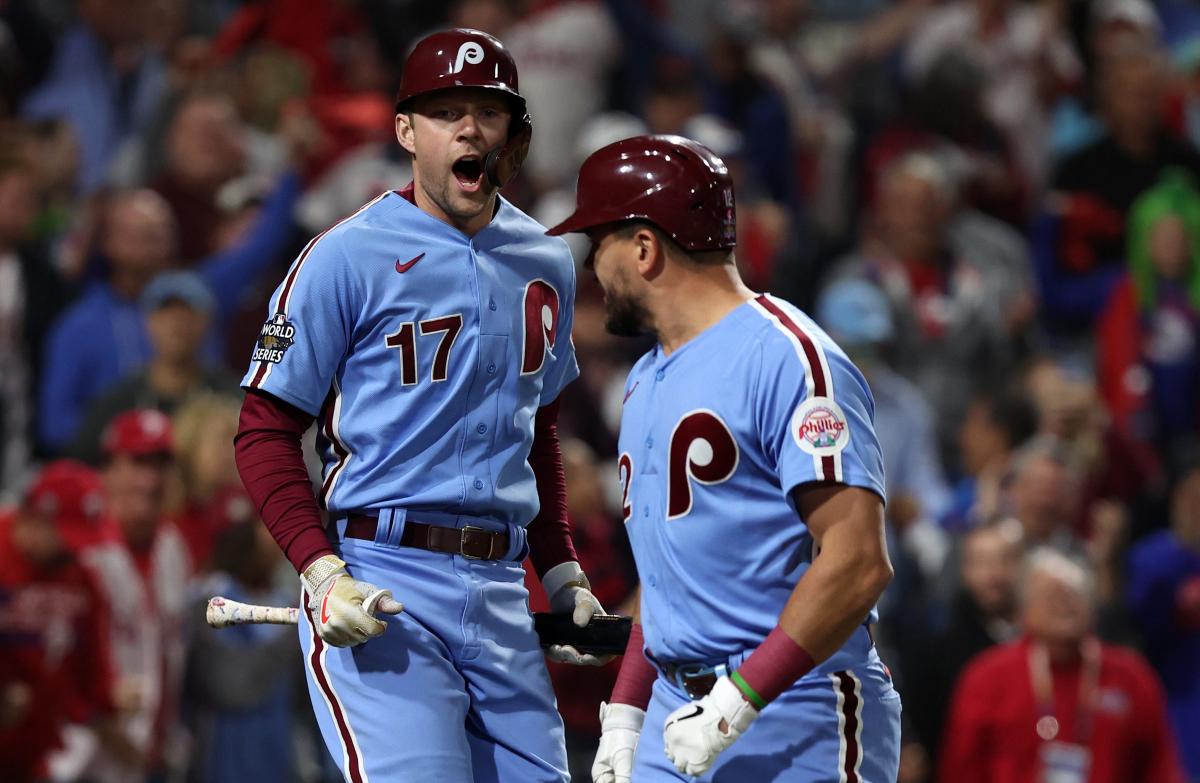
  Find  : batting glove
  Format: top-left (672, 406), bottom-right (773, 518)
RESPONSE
top-left (542, 561), bottom-right (613, 666)
top-left (663, 675), bottom-right (759, 777)
top-left (302, 555), bottom-right (404, 647)
top-left (592, 701), bottom-right (644, 783)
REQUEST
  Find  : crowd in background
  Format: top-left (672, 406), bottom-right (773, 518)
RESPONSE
top-left (1, 0), bottom-right (1199, 781)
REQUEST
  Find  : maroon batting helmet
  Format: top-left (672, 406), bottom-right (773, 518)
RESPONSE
top-left (546, 135), bottom-right (736, 251)
top-left (396, 28), bottom-right (531, 188)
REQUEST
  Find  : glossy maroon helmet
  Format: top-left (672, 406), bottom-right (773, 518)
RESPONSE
top-left (396, 28), bottom-right (530, 188)
top-left (546, 135), bottom-right (736, 251)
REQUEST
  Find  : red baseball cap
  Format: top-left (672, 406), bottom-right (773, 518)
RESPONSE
top-left (102, 409), bottom-right (174, 458)
top-left (23, 460), bottom-right (114, 551)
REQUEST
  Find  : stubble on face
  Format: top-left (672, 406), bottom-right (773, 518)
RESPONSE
top-left (593, 242), bottom-right (652, 337)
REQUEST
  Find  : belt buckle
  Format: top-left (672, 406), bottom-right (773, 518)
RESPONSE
top-left (460, 525), bottom-right (493, 560)
top-left (675, 663), bottom-right (728, 698)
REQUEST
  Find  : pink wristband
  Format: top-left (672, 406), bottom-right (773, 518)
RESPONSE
top-left (732, 626), bottom-right (816, 708)
top-left (610, 624), bottom-right (656, 709)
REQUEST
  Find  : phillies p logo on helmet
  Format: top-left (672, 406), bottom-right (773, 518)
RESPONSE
top-left (453, 41), bottom-right (485, 74)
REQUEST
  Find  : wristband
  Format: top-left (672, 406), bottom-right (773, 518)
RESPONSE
top-left (734, 625), bottom-right (817, 708)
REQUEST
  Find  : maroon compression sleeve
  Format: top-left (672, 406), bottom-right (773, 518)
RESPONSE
top-left (610, 623), bottom-right (656, 709)
top-left (526, 398), bottom-right (579, 577)
top-left (234, 389), bottom-right (333, 572)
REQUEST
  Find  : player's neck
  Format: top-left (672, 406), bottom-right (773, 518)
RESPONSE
top-left (654, 265), bottom-right (755, 356)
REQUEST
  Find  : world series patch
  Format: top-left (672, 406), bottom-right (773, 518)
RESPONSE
top-left (791, 396), bottom-right (850, 456)
top-left (253, 314), bottom-right (296, 364)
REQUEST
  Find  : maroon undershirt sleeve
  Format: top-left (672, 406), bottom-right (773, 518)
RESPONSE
top-left (610, 623), bottom-right (656, 709)
top-left (526, 398), bottom-right (579, 577)
top-left (234, 388), bottom-right (333, 573)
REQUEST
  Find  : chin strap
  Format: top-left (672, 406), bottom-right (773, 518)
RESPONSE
top-left (484, 113), bottom-right (532, 189)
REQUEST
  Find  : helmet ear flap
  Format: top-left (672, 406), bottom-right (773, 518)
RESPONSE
top-left (484, 114), bottom-right (532, 188)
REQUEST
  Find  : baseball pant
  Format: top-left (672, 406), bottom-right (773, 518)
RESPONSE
top-left (633, 661), bottom-right (902, 782)
top-left (298, 517), bottom-right (569, 782)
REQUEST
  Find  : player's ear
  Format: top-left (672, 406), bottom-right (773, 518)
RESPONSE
top-left (395, 113), bottom-right (416, 155)
top-left (635, 228), bottom-right (665, 280)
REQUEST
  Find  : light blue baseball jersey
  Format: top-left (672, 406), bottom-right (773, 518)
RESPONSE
top-left (618, 293), bottom-right (886, 665)
top-left (241, 190), bottom-right (578, 523)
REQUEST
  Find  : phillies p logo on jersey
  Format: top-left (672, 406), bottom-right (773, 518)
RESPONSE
top-left (521, 279), bottom-right (560, 375)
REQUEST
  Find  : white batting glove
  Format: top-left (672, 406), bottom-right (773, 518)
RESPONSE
top-left (592, 701), bottom-right (644, 783)
top-left (302, 555), bottom-right (404, 648)
top-left (542, 561), bottom-right (612, 666)
top-left (663, 675), bottom-right (759, 777)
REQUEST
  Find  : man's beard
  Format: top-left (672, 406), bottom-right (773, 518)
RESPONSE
top-left (604, 290), bottom-right (651, 337)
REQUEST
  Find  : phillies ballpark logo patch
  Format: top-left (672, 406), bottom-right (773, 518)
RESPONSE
top-left (253, 314), bottom-right (296, 364)
top-left (791, 397), bottom-right (850, 456)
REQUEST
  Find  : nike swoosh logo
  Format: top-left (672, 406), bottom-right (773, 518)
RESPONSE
top-left (677, 705), bottom-right (704, 721)
top-left (320, 590), bottom-right (332, 624)
top-left (623, 381), bottom-right (639, 404)
top-left (395, 252), bottom-right (426, 273)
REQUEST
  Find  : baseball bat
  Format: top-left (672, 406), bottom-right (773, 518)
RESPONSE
top-left (206, 596), bottom-right (298, 628)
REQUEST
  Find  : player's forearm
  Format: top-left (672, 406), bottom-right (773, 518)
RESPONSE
top-left (235, 390), bottom-right (332, 572)
top-left (776, 519), bottom-right (893, 661)
top-left (731, 487), bottom-right (891, 709)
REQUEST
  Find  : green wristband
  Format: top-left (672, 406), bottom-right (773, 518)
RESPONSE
top-left (730, 670), bottom-right (768, 710)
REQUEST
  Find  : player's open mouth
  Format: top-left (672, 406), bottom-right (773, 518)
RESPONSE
top-left (452, 155), bottom-right (484, 192)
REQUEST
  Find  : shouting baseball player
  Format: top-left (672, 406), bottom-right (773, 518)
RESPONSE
top-left (547, 135), bottom-right (903, 782)
top-left (233, 29), bottom-right (606, 782)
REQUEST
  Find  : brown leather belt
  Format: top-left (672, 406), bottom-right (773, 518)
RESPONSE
top-left (344, 515), bottom-right (509, 561)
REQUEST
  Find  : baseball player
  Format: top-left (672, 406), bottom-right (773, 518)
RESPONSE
top-left (233, 29), bottom-right (606, 782)
top-left (547, 135), bottom-right (903, 782)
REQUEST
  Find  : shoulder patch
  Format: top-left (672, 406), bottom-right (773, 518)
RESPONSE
top-left (252, 314), bottom-right (296, 364)
top-left (791, 396), bottom-right (850, 456)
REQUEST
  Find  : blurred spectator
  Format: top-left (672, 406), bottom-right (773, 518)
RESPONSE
top-left (1127, 453), bottom-right (1200, 781)
top-left (58, 410), bottom-right (192, 781)
top-left (505, 0), bottom-right (621, 193)
top-left (24, 118), bottom-right (83, 244)
top-left (940, 384), bottom-right (1038, 533)
top-left (1024, 356), bottom-right (1163, 536)
top-left (903, 0), bottom-right (1082, 192)
top-left (20, 0), bottom-right (166, 193)
top-left (816, 277), bottom-right (949, 565)
top-left (150, 88), bottom-right (249, 263)
top-left (1098, 170), bottom-right (1200, 456)
top-left (1049, 0), bottom-right (1162, 160)
top-left (1004, 435), bottom-right (1085, 551)
top-left (169, 393), bottom-right (244, 571)
top-left (38, 167), bottom-right (300, 453)
top-left (525, 437), bottom-right (634, 783)
top-left (827, 151), bottom-right (1035, 462)
top-left (0, 124), bottom-right (67, 498)
top-left (864, 48), bottom-right (1029, 223)
top-left (184, 511), bottom-right (302, 783)
top-left (0, 461), bottom-right (139, 781)
top-left (67, 272), bottom-right (239, 465)
top-left (905, 518), bottom-right (1022, 776)
top-left (705, 24), bottom-right (796, 204)
top-left (209, 0), bottom-right (370, 97)
top-left (1039, 37), bottom-right (1200, 336)
top-left (939, 548), bottom-right (1186, 783)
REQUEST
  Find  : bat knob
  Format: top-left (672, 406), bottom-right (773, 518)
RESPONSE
top-left (206, 596), bottom-right (229, 628)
